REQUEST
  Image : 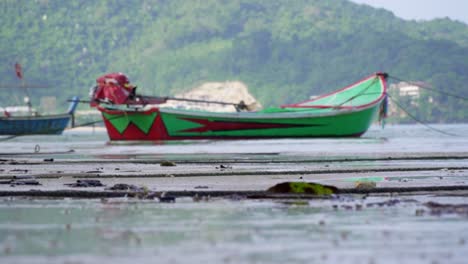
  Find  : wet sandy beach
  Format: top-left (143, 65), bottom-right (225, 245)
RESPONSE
top-left (0, 124), bottom-right (468, 263)
top-left (1, 124), bottom-right (468, 196)
top-left (1, 152), bottom-right (468, 197)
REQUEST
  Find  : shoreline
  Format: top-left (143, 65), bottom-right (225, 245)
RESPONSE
top-left (1, 152), bottom-right (467, 199)
top-left (2, 186), bottom-right (468, 200)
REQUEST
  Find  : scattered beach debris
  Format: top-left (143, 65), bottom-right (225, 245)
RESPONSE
top-left (365, 199), bottom-right (417, 208)
top-left (346, 177), bottom-right (382, 190)
top-left (423, 201), bottom-right (468, 216)
top-left (12, 179), bottom-right (41, 186)
top-left (194, 185), bottom-right (209, 189)
top-left (193, 194), bottom-right (211, 202)
top-left (415, 208), bottom-right (425, 216)
top-left (0, 176), bottom-right (41, 186)
top-left (216, 164), bottom-right (232, 170)
top-left (106, 183), bottom-right (144, 192)
top-left (12, 175), bottom-right (35, 180)
top-left (159, 196), bottom-right (176, 203)
top-left (160, 161), bottom-right (176, 167)
top-left (85, 170), bottom-right (102, 173)
top-left (267, 182), bottom-right (338, 195)
top-left (129, 189), bottom-right (176, 201)
top-left (225, 194), bottom-right (243, 201)
top-left (43, 158), bottom-right (54, 162)
top-left (341, 205), bottom-right (354, 210)
top-left (366, 199), bottom-right (401, 207)
top-left (9, 169), bottom-right (28, 173)
top-left (65, 179), bottom-right (105, 188)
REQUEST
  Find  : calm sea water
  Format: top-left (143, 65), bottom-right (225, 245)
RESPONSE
top-left (1, 124), bottom-right (468, 159)
top-left (0, 124), bottom-right (468, 263)
top-left (0, 196), bottom-right (467, 264)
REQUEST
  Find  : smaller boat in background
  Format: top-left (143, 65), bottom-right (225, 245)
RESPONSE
top-left (0, 97), bottom-right (79, 135)
top-left (0, 63), bottom-right (79, 136)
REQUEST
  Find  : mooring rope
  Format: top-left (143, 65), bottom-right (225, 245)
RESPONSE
top-left (388, 75), bottom-right (468, 101)
top-left (385, 74), bottom-right (468, 136)
top-left (0, 135), bottom-right (19, 142)
top-left (386, 94), bottom-right (460, 137)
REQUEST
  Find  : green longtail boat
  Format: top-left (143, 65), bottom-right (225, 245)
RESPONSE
top-left (91, 72), bottom-right (388, 141)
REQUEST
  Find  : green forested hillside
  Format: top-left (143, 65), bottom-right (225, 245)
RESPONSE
top-left (1, 0), bottom-right (467, 122)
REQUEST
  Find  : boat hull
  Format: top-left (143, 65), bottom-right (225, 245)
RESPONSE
top-left (99, 103), bottom-right (381, 141)
top-left (0, 114), bottom-right (72, 135)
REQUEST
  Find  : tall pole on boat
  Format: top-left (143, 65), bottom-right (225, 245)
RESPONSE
top-left (15, 62), bottom-right (32, 113)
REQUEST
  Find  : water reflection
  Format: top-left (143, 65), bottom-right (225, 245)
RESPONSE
top-left (0, 197), bottom-right (467, 264)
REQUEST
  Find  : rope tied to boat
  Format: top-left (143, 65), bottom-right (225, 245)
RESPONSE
top-left (388, 75), bottom-right (468, 101)
top-left (382, 74), bottom-right (468, 136)
top-left (386, 94), bottom-right (460, 137)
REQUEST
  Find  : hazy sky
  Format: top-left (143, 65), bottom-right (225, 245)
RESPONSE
top-left (350, 0), bottom-right (468, 24)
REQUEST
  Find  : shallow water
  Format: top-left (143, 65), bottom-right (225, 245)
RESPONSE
top-left (0, 196), bottom-right (467, 264)
top-left (1, 124), bottom-right (468, 160)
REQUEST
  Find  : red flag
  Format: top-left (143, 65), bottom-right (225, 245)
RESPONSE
top-left (14, 62), bottom-right (23, 79)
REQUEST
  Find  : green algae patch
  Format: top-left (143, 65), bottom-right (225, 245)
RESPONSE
top-left (267, 182), bottom-right (338, 195)
top-left (345, 177), bottom-right (385, 182)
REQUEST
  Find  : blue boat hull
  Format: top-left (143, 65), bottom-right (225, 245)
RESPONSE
top-left (0, 114), bottom-right (71, 135)
top-left (0, 96), bottom-right (80, 136)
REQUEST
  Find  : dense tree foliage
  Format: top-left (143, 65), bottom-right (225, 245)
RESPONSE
top-left (1, 0), bottom-right (467, 122)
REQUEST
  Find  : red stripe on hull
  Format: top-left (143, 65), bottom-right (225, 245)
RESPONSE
top-left (179, 117), bottom-right (310, 133)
